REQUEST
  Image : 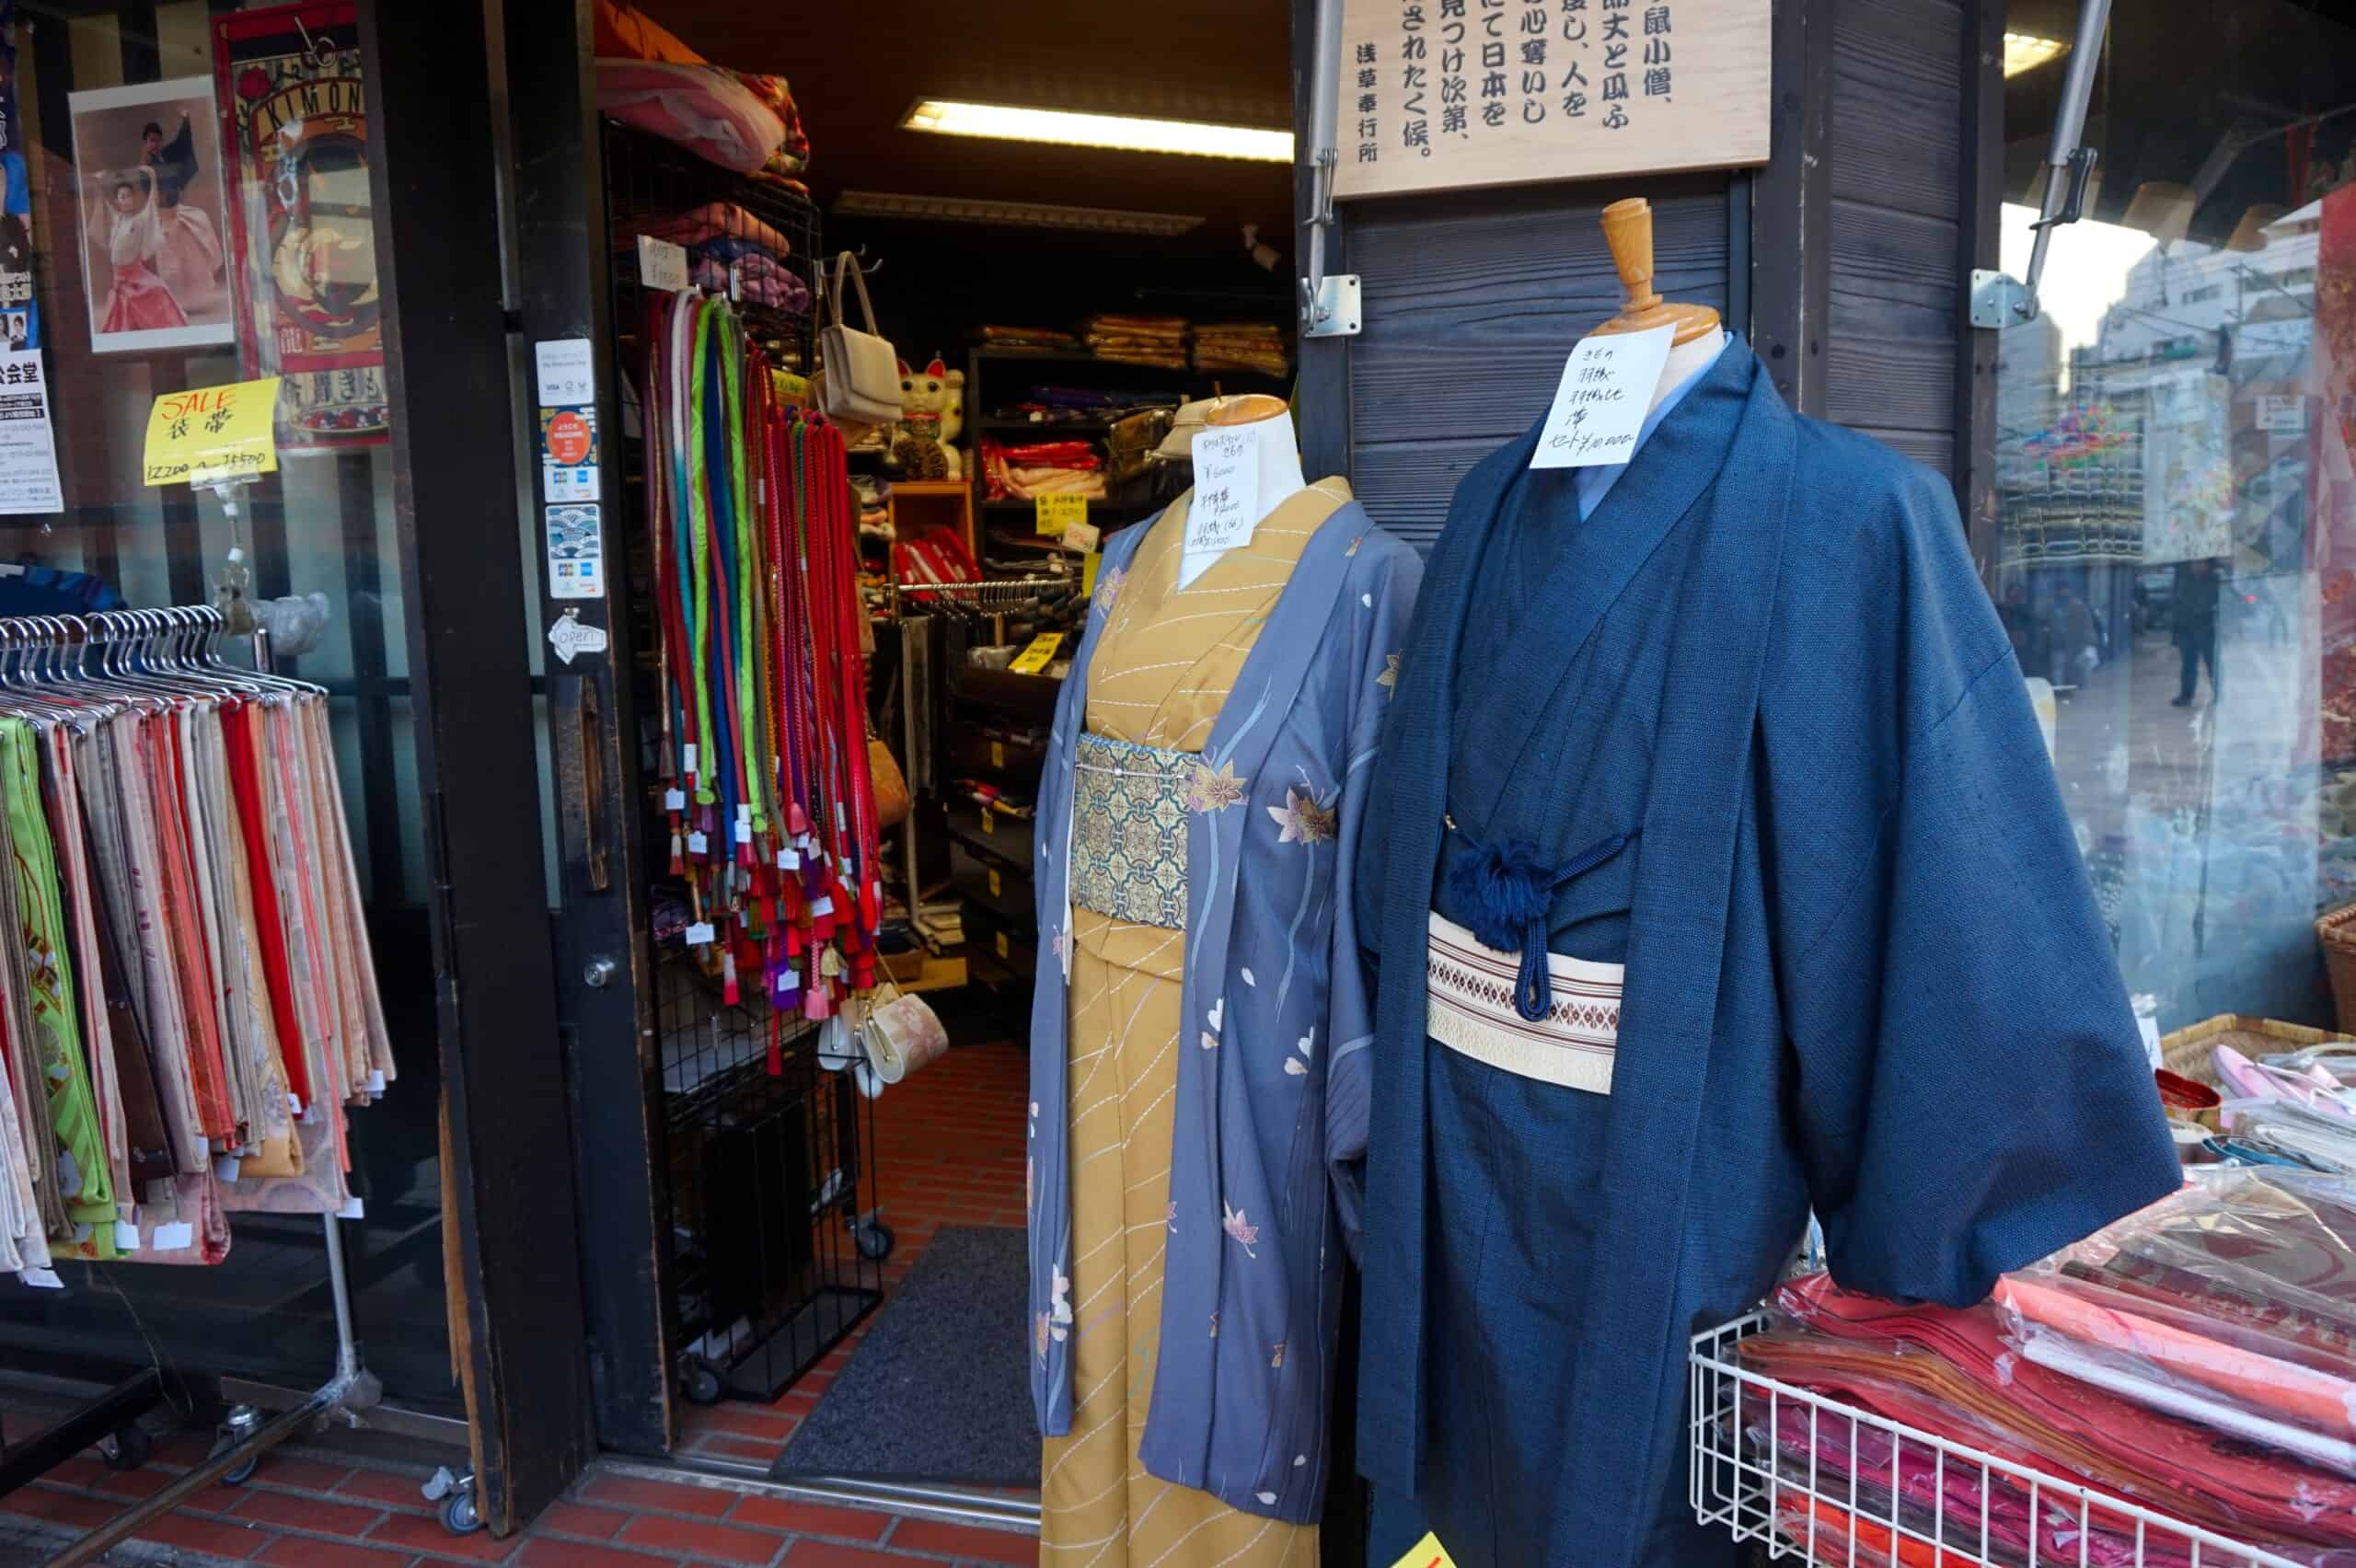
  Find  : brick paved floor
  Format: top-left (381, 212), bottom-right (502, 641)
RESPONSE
top-left (0, 1038), bottom-right (1037, 1566)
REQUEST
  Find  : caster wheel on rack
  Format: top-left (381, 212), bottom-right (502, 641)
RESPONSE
top-left (100, 1424), bottom-right (150, 1472)
top-left (442, 1490), bottom-right (485, 1536)
top-left (854, 1221), bottom-right (895, 1262)
top-left (681, 1356), bottom-right (725, 1406)
top-left (219, 1453), bottom-right (259, 1487)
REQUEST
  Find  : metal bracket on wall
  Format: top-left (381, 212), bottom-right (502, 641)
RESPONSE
top-left (1303, 272), bottom-right (1362, 339)
top-left (1968, 269), bottom-right (2035, 330)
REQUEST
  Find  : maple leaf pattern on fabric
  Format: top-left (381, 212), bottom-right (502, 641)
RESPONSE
top-left (1222, 1200), bottom-right (1261, 1257)
top-left (1267, 787), bottom-right (1338, 845)
top-left (1185, 759), bottom-right (1249, 813)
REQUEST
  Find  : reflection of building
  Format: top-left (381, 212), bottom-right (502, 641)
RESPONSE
top-left (1994, 209), bottom-right (2320, 575)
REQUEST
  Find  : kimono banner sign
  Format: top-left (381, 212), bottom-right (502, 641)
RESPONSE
top-left (1332, 0), bottom-right (1770, 202)
top-left (215, 2), bottom-right (387, 451)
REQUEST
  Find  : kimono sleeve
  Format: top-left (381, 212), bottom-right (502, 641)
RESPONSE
top-left (1328, 540), bottom-right (1422, 1262)
top-left (1766, 457), bottom-right (2177, 1309)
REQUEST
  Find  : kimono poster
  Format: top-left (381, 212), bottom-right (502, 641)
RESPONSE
top-left (67, 77), bottom-right (235, 353)
top-left (1332, 0), bottom-right (1770, 202)
top-left (0, 3), bottom-right (37, 351)
top-left (214, 2), bottom-right (387, 450)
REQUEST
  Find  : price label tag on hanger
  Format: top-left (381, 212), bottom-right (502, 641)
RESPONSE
top-left (684, 921), bottom-right (716, 947)
top-left (980, 804), bottom-right (995, 836)
top-left (1010, 632), bottom-right (1063, 675)
top-left (1186, 426), bottom-right (1261, 555)
top-left (995, 930), bottom-right (1011, 961)
top-left (1035, 494), bottom-right (1086, 536)
top-left (1530, 325), bottom-right (1674, 469)
top-left (636, 235), bottom-right (691, 293)
top-left (987, 868), bottom-right (1002, 899)
top-left (1062, 518), bottom-right (1101, 554)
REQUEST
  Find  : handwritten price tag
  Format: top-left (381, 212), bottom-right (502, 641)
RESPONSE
top-left (143, 377), bottom-right (282, 487)
top-left (1036, 493), bottom-right (1087, 536)
top-left (1389, 1533), bottom-right (1460, 1568)
top-left (1010, 631), bottom-right (1064, 674)
top-left (1186, 426), bottom-right (1261, 555)
top-left (1530, 325), bottom-right (1673, 469)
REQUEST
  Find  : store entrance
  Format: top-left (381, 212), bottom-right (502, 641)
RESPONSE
top-left (531, 0), bottom-right (1307, 1528)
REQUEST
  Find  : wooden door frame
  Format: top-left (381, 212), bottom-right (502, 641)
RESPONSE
top-left (362, 0), bottom-right (598, 1529)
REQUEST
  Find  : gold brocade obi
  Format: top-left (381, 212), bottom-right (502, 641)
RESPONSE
top-left (1069, 732), bottom-right (1190, 929)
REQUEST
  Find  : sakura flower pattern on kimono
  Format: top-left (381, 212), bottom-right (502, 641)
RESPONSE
top-left (1028, 497), bottom-right (1419, 1524)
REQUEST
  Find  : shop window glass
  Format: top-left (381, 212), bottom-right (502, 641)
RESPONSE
top-left (0, 2), bottom-right (451, 1412)
top-left (1997, 0), bottom-right (2356, 1030)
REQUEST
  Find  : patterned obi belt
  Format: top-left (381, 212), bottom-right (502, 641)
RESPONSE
top-left (1426, 910), bottom-right (1623, 1094)
top-left (1070, 732), bottom-right (1191, 929)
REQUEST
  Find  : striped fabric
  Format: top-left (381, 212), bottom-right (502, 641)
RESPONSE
top-left (1425, 910), bottom-right (1620, 1094)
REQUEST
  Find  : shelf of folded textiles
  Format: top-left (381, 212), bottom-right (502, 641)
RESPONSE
top-left (944, 801), bottom-right (1034, 879)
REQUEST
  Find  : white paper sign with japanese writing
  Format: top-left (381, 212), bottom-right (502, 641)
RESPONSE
top-left (637, 235), bottom-right (691, 294)
top-left (1530, 325), bottom-right (1673, 468)
top-left (1334, 0), bottom-right (1770, 202)
top-left (1187, 427), bottom-right (1262, 555)
top-left (0, 352), bottom-right (62, 514)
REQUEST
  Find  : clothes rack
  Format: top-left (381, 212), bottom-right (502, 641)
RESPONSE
top-left (0, 606), bottom-right (415, 1562)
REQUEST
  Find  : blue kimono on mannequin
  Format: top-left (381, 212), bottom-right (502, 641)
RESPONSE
top-left (1344, 334), bottom-right (2180, 1568)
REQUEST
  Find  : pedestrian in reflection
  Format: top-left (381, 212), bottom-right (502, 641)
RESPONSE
top-left (2172, 557), bottom-right (2221, 708)
top-left (2046, 578), bottom-right (2097, 695)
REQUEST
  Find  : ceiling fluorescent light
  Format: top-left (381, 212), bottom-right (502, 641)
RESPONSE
top-left (902, 99), bottom-right (1292, 163)
top-left (834, 192), bottom-right (1206, 237)
top-left (2003, 31), bottom-right (2067, 76)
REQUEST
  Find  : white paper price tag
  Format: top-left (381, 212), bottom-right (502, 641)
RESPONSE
top-left (637, 235), bottom-right (691, 293)
top-left (1530, 325), bottom-right (1676, 469)
top-left (1186, 426), bottom-right (1262, 556)
top-left (735, 820), bottom-right (753, 844)
top-left (18, 1267), bottom-right (60, 1288)
top-left (214, 1155), bottom-right (241, 1182)
top-left (151, 1222), bottom-right (194, 1251)
top-left (778, 847), bottom-right (801, 870)
top-left (664, 789), bottom-right (687, 812)
top-left (113, 1221), bottom-right (141, 1253)
top-left (685, 920), bottom-right (717, 947)
top-left (687, 831), bottom-right (710, 855)
top-left (338, 1196), bottom-right (365, 1220)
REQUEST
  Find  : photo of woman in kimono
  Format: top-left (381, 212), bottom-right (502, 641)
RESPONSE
top-left (68, 76), bottom-right (236, 352)
top-left (138, 114), bottom-right (226, 316)
top-left (87, 167), bottom-right (186, 334)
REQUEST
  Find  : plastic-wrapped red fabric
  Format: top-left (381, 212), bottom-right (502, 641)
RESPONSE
top-left (1775, 1273), bottom-right (2356, 1548)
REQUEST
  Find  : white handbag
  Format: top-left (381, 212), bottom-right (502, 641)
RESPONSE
top-left (817, 252), bottom-right (900, 429)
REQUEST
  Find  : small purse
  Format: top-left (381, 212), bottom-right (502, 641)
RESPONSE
top-left (817, 252), bottom-right (900, 430)
top-left (867, 732), bottom-right (911, 829)
top-left (860, 982), bottom-right (949, 1086)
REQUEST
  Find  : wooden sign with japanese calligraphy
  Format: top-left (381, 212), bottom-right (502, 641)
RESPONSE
top-left (1332, 0), bottom-right (1769, 202)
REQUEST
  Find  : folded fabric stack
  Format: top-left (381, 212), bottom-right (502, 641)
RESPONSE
top-left (974, 325), bottom-right (1081, 352)
top-left (1748, 1169), bottom-right (2356, 1565)
top-left (893, 522), bottom-right (981, 593)
top-left (1083, 314), bottom-right (1189, 371)
top-left (980, 437), bottom-right (1105, 502)
top-left (1192, 321), bottom-right (1288, 377)
top-left (618, 205), bottom-right (807, 313)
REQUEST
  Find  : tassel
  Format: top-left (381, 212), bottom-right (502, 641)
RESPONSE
top-left (767, 1011), bottom-right (783, 1078)
top-left (1445, 829), bottom-right (1637, 1024)
top-left (722, 947), bottom-right (740, 1006)
top-left (668, 831), bottom-right (685, 877)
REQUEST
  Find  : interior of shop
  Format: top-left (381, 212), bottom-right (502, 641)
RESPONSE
top-left (592, 0), bottom-right (1304, 1505)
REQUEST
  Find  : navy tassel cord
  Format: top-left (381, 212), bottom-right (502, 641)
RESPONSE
top-left (1445, 828), bottom-right (1635, 1020)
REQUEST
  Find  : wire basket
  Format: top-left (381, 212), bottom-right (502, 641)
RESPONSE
top-left (1689, 1311), bottom-right (2306, 1567)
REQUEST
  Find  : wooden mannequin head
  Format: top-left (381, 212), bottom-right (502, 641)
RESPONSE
top-left (1589, 197), bottom-right (1722, 346)
top-left (1206, 392), bottom-right (1291, 427)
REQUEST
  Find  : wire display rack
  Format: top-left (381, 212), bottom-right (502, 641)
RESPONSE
top-left (1689, 1311), bottom-right (2306, 1568)
top-left (602, 121), bottom-right (887, 1407)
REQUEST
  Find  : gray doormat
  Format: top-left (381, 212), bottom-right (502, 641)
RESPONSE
top-left (770, 1225), bottom-right (1034, 1488)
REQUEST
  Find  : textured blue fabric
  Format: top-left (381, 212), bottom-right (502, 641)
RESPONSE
top-left (1571, 329), bottom-right (1723, 522)
top-left (1028, 499), bottom-right (1422, 1523)
top-left (1349, 337), bottom-right (2181, 1568)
